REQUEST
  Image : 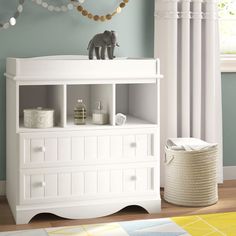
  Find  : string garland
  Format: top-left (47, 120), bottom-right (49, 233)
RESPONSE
top-left (31, 0), bottom-right (74, 12)
top-left (71, 0), bottom-right (129, 22)
top-left (0, 0), bottom-right (25, 30)
top-left (0, 0), bottom-right (130, 31)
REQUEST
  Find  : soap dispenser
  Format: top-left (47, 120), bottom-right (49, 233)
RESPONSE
top-left (92, 101), bottom-right (108, 125)
top-left (74, 99), bottom-right (86, 125)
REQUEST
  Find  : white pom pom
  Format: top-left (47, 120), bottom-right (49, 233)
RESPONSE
top-left (42, 2), bottom-right (48, 8)
top-left (67, 3), bottom-right (74, 10)
top-left (9, 17), bottom-right (16, 26)
top-left (48, 5), bottom-right (54, 11)
top-left (17, 5), bottom-right (23, 12)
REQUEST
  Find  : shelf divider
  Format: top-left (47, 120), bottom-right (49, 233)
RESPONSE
top-left (112, 84), bottom-right (116, 126)
top-left (62, 84), bottom-right (67, 128)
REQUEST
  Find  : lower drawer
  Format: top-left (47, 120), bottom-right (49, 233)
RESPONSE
top-left (19, 163), bottom-right (159, 204)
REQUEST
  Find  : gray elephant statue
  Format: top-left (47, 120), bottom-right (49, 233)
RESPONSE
top-left (87, 30), bottom-right (119, 60)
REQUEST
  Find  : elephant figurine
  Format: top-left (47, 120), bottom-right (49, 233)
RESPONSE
top-left (87, 30), bottom-right (119, 60)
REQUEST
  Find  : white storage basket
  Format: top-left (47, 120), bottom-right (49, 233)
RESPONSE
top-left (24, 107), bottom-right (54, 128)
top-left (164, 145), bottom-right (218, 207)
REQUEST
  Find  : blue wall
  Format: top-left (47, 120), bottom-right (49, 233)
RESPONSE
top-left (1, 1), bottom-right (235, 181)
top-left (0, 0), bottom-right (155, 180)
top-left (222, 73), bottom-right (236, 166)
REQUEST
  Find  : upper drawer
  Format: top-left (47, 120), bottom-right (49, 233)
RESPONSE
top-left (20, 128), bottom-right (158, 168)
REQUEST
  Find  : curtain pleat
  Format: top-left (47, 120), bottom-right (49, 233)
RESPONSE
top-left (155, 0), bottom-right (223, 186)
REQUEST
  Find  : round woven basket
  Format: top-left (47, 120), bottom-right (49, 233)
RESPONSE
top-left (164, 146), bottom-right (218, 207)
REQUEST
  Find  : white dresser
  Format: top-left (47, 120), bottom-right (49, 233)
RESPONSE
top-left (5, 56), bottom-right (162, 224)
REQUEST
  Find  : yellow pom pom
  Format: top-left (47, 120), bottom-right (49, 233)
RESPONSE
top-left (100, 16), bottom-right (106, 21)
top-left (116, 7), bottom-right (122, 13)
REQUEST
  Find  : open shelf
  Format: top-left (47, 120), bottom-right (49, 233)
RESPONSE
top-left (67, 84), bottom-right (114, 126)
top-left (19, 85), bottom-right (64, 128)
top-left (18, 83), bottom-right (158, 131)
top-left (116, 84), bottom-right (158, 126)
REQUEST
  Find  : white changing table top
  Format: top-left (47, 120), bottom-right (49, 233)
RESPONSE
top-left (5, 55), bottom-right (162, 83)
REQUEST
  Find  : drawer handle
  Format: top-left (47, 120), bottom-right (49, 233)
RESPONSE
top-left (38, 146), bottom-right (46, 152)
top-left (130, 142), bottom-right (137, 148)
top-left (40, 181), bottom-right (46, 187)
top-left (130, 175), bottom-right (137, 181)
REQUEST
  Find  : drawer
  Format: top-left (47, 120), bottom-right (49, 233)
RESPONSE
top-left (19, 163), bottom-right (159, 204)
top-left (20, 128), bottom-right (158, 168)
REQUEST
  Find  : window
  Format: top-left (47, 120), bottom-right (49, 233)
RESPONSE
top-left (218, 0), bottom-right (236, 54)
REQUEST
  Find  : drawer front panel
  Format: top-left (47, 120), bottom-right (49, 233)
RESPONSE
top-left (20, 164), bottom-right (158, 204)
top-left (20, 129), bottom-right (158, 168)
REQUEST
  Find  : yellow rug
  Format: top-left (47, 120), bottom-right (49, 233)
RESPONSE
top-left (172, 212), bottom-right (236, 236)
top-left (1, 212), bottom-right (236, 235)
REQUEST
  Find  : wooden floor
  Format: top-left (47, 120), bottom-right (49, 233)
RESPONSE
top-left (1, 180), bottom-right (236, 232)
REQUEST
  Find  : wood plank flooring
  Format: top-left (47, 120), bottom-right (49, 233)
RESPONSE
top-left (1, 180), bottom-right (236, 232)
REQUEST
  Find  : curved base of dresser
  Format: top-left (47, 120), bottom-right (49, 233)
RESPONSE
top-left (15, 198), bottom-right (161, 224)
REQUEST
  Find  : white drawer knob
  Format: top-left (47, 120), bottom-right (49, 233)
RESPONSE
top-left (130, 142), bottom-right (137, 148)
top-left (38, 146), bottom-right (46, 152)
top-left (40, 181), bottom-right (46, 187)
top-left (130, 175), bottom-right (137, 181)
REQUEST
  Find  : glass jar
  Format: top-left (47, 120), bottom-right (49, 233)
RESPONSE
top-left (74, 99), bottom-right (86, 125)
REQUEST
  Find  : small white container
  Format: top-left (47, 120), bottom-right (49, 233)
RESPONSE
top-left (115, 113), bottom-right (126, 126)
top-left (92, 113), bottom-right (108, 125)
top-left (24, 107), bottom-right (54, 128)
top-left (92, 101), bottom-right (109, 125)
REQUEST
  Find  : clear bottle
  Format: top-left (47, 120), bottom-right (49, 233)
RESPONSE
top-left (74, 99), bottom-right (86, 125)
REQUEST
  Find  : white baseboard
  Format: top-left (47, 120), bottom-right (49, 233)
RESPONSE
top-left (223, 166), bottom-right (236, 180)
top-left (0, 181), bottom-right (6, 196)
